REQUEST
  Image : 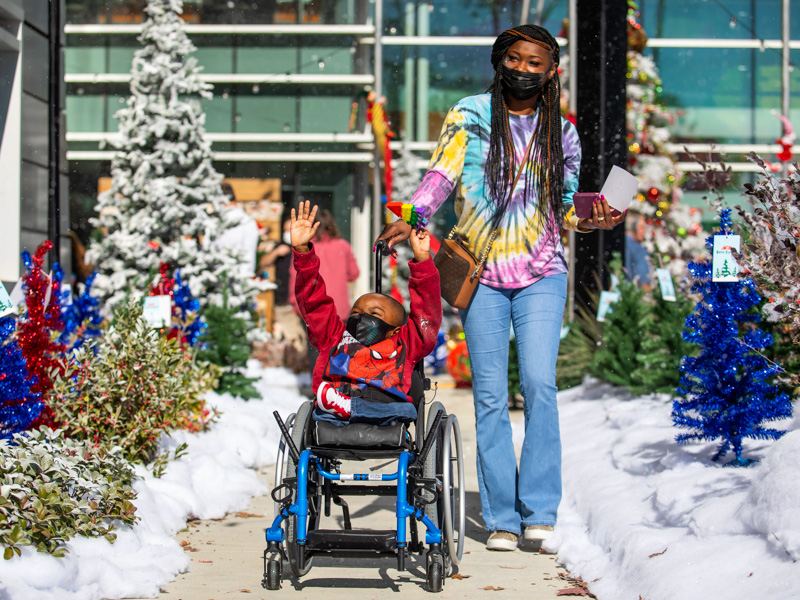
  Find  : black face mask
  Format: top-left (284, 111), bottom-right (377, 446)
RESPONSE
top-left (346, 313), bottom-right (396, 346)
top-left (501, 66), bottom-right (546, 100)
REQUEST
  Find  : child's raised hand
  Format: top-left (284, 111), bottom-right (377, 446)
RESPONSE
top-left (290, 201), bottom-right (320, 253)
top-left (409, 227), bottom-right (431, 262)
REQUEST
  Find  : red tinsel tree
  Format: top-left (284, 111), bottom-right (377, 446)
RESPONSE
top-left (18, 241), bottom-right (66, 427)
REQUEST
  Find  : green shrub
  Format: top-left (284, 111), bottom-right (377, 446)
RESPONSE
top-left (49, 300), bottom-right (218, 466)
top-left (0, 428), bottom-right (138, 558)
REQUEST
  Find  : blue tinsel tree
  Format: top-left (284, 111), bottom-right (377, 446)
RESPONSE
top-left (61, 272), bottom-right (104, 351)
top-left (172, 270), bottom-right (205, 347)
top-left (0, 316), bottom-right (43, 439)
top-left (673, 209), bottom-right (793, 466)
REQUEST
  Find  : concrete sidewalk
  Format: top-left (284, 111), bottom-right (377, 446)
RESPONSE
top-left (142, 377), bottom-right (573, 599)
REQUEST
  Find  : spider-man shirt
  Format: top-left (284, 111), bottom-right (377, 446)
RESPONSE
top-left (293, 244), bottom-right (442, 402)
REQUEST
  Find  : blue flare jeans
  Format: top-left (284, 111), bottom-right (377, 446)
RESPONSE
top-left (460, 273), bottom-right (567, 534)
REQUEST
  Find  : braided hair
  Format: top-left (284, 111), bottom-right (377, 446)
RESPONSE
top-left (486, 25), bottom-right (564, 229)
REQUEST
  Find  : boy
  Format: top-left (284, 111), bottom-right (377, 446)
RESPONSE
top-left (291, 201), bottom-right (441, 425)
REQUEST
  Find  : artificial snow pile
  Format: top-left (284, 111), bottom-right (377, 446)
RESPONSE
top-left (0, 364), bottom-right (306, 600)
top-left (538, 378), bottom-right (800, 600)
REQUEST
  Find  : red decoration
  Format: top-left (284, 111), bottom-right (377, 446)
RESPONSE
top-left (18, 241), bottom-right (66, 428)
top-left (446, 340), bottom-right (472, 386)
top-left (150, 263), bottom-right (175, 297)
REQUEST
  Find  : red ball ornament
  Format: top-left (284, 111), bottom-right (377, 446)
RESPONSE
top-left (647, 188), bottom-right (660, 202)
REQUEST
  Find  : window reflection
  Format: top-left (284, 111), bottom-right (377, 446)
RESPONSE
top-left (66, 0), bottom-right (353, 25)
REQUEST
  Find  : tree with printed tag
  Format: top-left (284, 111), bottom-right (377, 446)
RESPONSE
top-left (86, 0), bottom-right (260, 319)
top-left (673, 209), bottom-right (792, 466)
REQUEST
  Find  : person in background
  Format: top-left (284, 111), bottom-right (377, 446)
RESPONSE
top-left (215, 181), bottom-right (260, 276)
top-left (624, 209), bottom-right (652, 292)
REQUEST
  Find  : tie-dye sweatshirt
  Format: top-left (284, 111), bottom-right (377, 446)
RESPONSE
top-left (410, 93), bottom-right (584, 289)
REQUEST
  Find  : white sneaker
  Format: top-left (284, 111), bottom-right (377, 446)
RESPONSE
top-left (524, 525), bottom-right (554, 542)
top-left (486, 530), bottom-right (518, 551)
top-left (315, 382), bottom-right (351, 419)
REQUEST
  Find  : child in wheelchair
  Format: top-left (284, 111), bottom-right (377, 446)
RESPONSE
top-left (290, 201), bottom-right (441, 426)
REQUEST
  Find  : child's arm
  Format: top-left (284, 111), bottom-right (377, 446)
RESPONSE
top-left (403, 229), bottom-right (442, 363)
top-left (292, 202), bottom-right (345, 353)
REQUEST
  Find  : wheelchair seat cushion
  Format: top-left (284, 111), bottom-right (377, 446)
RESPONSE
top-left (314, 421), bottom-right (409, 449)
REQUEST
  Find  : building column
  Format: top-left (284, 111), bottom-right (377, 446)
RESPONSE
top-left (573, 0), bottom-right (628, 310)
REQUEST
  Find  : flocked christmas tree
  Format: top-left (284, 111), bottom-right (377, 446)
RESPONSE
top-left (673, 209), bottom-right (792, 466)
top-left (87, 0), bottom-right (258, 317)
top-left (625, 2), bottom-right (706, 278)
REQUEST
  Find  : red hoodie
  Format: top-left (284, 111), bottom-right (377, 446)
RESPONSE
top-left (293, 245), bottom-right (442, 401)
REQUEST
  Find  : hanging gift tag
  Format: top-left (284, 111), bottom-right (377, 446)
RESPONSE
top-left (560, 325), bottom-right (570, 340)
top-left (712, 235), bottom-right (741, 282)
top-left (43, 271), bottom-right (53, 311)
top-left (142, 295), bottom-right (172, 328)
top-left (597, 290), bottom-right (621, 322)
top-left (0, 285), bottom-right (14, 317)
top-left (610, 273), bottom-right (620, 293)
top-left (655, 268), bottom-right (676, 302)
top-left (8, 278), bottom-right (24, 308)
top-left (61, 283), bottom-right (73, 306)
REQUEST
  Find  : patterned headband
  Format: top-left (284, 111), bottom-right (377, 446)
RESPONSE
top-left (503, 29), bottom-right (557, 56)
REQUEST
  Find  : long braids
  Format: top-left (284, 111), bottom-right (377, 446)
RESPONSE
top-left (486, 25), bottom-right (565, 230)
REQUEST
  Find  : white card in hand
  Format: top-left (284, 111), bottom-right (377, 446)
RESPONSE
top-left (600, 166), bottom-right (639, 214)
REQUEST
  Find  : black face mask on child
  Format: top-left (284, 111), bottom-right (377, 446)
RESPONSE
top-left (501, 66), bottom-right (546, 100)
top-left (346, 313), bottom-right (395, 347)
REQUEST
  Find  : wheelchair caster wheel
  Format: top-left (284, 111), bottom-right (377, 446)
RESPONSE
top-left (264, 559), bottom-right (281, 590)
top-left (426, 552), bottom-right (444, 593)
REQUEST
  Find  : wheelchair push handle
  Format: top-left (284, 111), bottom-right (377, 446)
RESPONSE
top-left (374, 240), bottom-right (391, 294)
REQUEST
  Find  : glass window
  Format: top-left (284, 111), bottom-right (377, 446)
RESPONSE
top-left (66, 0), bottom-right (361, 25)
top-left (384, 0), bottom-right (568, 38)
top-left (638, 0), bottom-right (784, 40)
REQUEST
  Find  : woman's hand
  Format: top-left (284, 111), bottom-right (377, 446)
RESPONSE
top-left (409, 227), bottom-right (431, 263)
top-left (577, 195), bottom-right (627, 231)
top-left (375, 219), bottom-right (413, 253)
top-left (290, 200), bottom-right (320, 253)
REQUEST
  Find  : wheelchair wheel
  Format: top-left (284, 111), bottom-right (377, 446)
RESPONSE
top-left (440, 415), bottom-right (465, 565)
top-left (265, 559), bottom-right (281, 590)
top-left (426, 550), bottom-right (444, 592)
top-left (273, 412), bottom-right (297, 520)
top-left (285, 400), bottom-right (321, 578)
top-left (422, 401), bottom-right (445, 523)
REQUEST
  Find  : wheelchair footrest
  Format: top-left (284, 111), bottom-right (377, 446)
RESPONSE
top-left (306, 529), bottom-right (397, 553)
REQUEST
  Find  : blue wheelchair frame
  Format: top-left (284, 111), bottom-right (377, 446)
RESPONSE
top-left (266, 450), bottom-right (442, 548)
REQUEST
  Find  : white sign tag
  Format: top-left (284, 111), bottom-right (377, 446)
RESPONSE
top-left (600, 165), bottom-right (639, 215)
top-left (712, 235), bottom-right (740, 282)
top-left (655, 269), bottom-right (676, 302)
top-left (597, 290), bottom-right (621, 322)
top-left (142, 295), bottom-right (172, 328)
top-left (8, 279), bottom-right (24, 308)
top-left (0, 285), bottom-right (14, 317)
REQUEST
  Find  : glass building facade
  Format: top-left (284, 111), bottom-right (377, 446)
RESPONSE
top-left (64, 0), bottom-right (799, 278)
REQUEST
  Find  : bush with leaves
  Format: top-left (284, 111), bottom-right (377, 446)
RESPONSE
top-left (49, 300), bottom-right (218, 465)
top-left (0, 428), bottom-right (138, 559)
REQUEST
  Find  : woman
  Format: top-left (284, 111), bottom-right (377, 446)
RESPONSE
top-left (376, 24), bottom-right (625, 551)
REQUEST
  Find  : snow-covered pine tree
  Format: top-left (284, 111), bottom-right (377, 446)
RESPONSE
top-left (382, 143), bottom-right (423, 309)
top-left (87, 0), bottom-right (258, 317)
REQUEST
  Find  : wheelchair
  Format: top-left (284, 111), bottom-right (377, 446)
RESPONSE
top-left (262, 243), bottom-right (465, 593)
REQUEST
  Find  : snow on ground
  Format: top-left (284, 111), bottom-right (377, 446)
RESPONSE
top-left (516, 378), bottom-right (800, 600)
top-left (0, 363), bottom-right (307, 600)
